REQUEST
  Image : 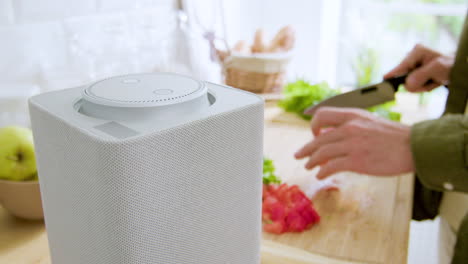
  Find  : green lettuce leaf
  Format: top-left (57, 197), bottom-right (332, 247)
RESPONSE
top-left (367, 101), bottom-right (401, 122)
top-left (263, 158), bottom-right (281, 184)
top-left (278, 80), bottom-right (401, 122)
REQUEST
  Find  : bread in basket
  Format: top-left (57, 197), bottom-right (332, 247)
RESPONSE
top-left (217, 26), bottom-right (295, 94)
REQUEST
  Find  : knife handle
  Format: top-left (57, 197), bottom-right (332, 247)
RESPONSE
top-left (385, 75), bottom-right (407, 91)
top-left (385, 74), bottom-right (437, 91)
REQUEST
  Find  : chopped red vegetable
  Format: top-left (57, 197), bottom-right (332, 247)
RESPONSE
top-left (262, 183), bottom-right (320, 234)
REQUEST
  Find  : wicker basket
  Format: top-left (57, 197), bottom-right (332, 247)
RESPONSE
top-left (218, 51), bottom-right (292, 94)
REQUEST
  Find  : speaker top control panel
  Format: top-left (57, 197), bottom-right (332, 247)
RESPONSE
top-left (30, 72), bottom-right (264, 140)
top-left (82, 73), bottom-right (207, 108)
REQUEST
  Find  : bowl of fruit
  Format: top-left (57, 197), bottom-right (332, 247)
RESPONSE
top-left (0, 126), bottom-right (43, 220)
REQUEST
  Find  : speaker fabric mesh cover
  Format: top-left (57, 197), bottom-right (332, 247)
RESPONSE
top-left (30, 101), bottom-right (263, 264)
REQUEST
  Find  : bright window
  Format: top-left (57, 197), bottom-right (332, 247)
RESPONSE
top-left (337, 0), bottom-right (467, 87)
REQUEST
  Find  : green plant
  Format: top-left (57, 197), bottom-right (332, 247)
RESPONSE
top-left (352, 47), bottom-right (380, 86)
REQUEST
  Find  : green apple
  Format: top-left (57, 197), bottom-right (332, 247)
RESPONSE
top-left (0, 126), bottom-right (37, 181)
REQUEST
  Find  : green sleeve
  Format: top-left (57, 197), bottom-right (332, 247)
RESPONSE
top-left (411, 114), bottom-right (468, 193)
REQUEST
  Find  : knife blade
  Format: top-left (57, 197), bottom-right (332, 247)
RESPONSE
top-left (303, 75), bottom-right (409, 116)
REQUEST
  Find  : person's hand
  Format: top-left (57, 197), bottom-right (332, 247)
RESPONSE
top-left (384, 44), bottom-right (454, 92)
top-left (294, 107), bottom-right (414, 179)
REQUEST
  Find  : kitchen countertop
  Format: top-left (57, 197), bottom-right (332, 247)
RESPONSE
top-left (0, 104), bottom-right (414, 264)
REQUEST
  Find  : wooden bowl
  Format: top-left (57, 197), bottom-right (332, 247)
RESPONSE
top-left (0, 179), bottom-right (43, 220)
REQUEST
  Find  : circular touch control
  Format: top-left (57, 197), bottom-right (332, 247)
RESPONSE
top-left (82, 73), bottom-right (207, 107)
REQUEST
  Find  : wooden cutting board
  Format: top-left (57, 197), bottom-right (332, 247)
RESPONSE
top-left (0, 107), bottom-right (413, 264)
top-left (261, 107), bottom-right (413, 264)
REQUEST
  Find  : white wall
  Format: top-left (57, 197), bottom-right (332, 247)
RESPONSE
top-left (0, 0), bottom-right (186, 127)
top-left (0, 0), bottom-right (176, 95)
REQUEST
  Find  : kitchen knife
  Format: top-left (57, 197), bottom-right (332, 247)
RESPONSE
top-left (303, 74), bottom-right (415, 116)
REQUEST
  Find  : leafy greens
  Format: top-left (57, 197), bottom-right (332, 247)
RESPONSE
top-left (278, 79), bottom-right (401, 122)
top-left (263, 158), bottom-right (281, 184)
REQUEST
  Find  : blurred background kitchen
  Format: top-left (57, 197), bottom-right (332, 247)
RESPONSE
top-left (0, 0), bottom-right (466, 263)
top-left (1, 0), bottom-right (467, 125)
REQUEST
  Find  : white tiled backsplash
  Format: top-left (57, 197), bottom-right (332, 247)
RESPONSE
top-left (0, 0), bottom-right (177, 95)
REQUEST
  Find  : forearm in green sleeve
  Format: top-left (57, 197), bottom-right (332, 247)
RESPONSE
top-left (411, 114), bottom-right (468, 193)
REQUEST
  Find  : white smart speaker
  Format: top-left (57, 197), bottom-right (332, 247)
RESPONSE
top-left (29, 73), bottom-right (264, 264)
